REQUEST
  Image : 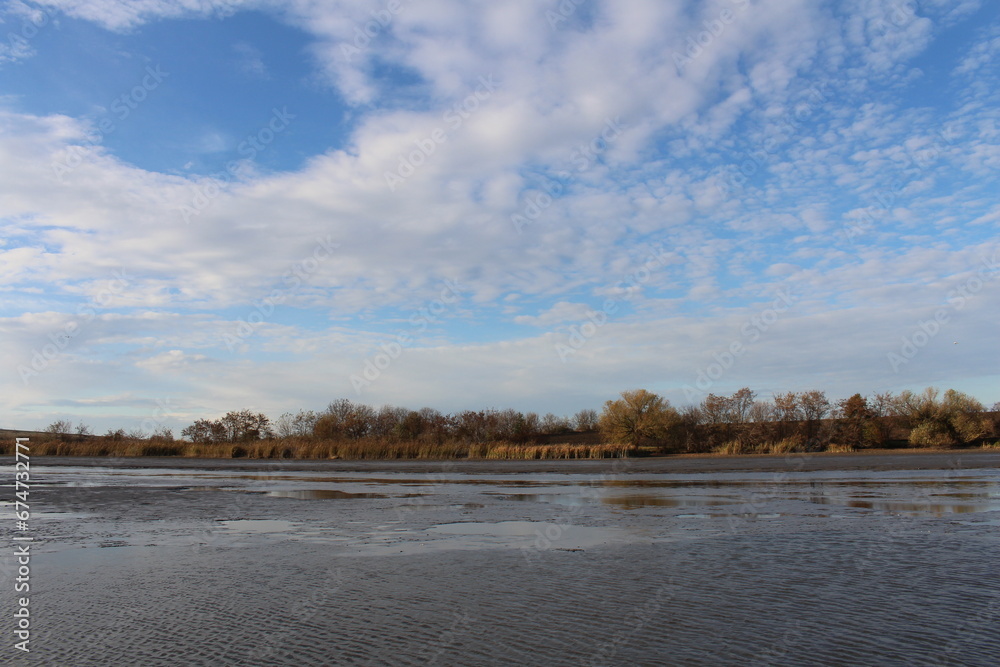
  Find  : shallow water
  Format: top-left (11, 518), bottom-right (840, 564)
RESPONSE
top-left (1, 459), bottom-right (999, 665)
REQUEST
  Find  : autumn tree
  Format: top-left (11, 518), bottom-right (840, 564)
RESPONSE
top-left (772, 392), bottom-right (798, 420)
top-left (395, 410), bottom-right (427, 441)
top-left (897, 388), bottom-right (990, 447)
top-left (599, 389), bottom-right (680, 450)
top-left (834, 393), bottom-right (877, 449)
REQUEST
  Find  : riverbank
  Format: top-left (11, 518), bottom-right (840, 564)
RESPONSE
top-left (22, 448), bottom-right (1000, 474)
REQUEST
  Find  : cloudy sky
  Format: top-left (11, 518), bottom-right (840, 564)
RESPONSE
top-left (1, 0), bottom-right (998, 434)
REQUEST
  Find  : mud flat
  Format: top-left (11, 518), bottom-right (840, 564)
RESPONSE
top-left (1, 452), bottom-right (999, 665)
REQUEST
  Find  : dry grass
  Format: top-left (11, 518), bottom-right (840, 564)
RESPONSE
top-left (5, 431), bottom-right (996, 460)
top-left (713, 436), bottom-right (810, 456)
top-left (0, 435), bottom-right (635, 460)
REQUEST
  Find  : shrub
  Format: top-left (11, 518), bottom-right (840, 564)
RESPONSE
top-left (900, 388), bottom-right (990, 448)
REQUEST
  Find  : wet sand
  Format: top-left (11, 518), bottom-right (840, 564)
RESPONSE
top-left (2, 452), bottom-right (999, 665)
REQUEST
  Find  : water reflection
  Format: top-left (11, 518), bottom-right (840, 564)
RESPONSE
top-left (602, 495), bottom-right (736, 510)
top-left (263, 489), bottom-right (427, 500)
top-left (809, 496), bottom-right (989, 516)
top-left (265, 489), bottom-right (390, 500)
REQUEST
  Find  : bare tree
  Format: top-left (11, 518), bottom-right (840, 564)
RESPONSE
top-left (749, 401), bottom-right (774, 423)
top-left (700, 394), bottom-right (730, 424)
top-left (151, 426), bottom-right (174, 442)
top-left (798, 390), bottom-right (831, 422)
top-left (45, 419), bottom-right (73, 435)
top-left (540, 413), bottom-right (571, 435)
top-left (219, 410), bottom-right (272, 442)
top-left (729, 388), bottom-right (756, 423)
top-left (868, 391), bottom-right (897, 418)
top-left (573, 409), bottom-right (599, 431)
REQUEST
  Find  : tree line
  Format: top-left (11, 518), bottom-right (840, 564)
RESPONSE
top-left (598, 387), bottom-right (997, 454)
top-left (32, 387), bottom-right (999, 459)
top-left (178, 386), bottom-right (998, 454)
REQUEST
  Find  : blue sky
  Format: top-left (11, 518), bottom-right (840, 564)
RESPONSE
top-left (1, 0), bottom-right (998, 434)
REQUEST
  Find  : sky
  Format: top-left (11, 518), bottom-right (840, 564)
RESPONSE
top-left (1, 0), bottom-right (998, 435)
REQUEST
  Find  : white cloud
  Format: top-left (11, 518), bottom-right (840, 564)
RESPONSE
top-left (2, 0), bottom-right (998, 430)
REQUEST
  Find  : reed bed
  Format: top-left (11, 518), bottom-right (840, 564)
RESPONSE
top-left (0, 436), bottom-right (634, 460)
top-left (712, 436), bottom-right (813, 456)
